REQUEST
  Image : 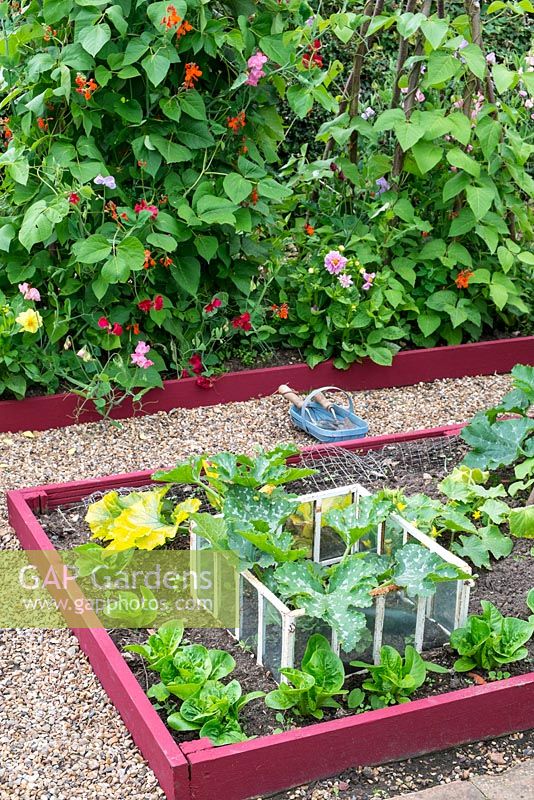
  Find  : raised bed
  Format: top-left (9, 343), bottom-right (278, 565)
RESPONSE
top-left (7, 425), bottom-right (534, 800)
top-left (1, 336), bottom-right (533, 433)
top-left (7, 422), bottom-right (534, 800)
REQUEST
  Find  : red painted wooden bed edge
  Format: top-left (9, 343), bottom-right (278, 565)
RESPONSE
top-left (185, 674), bottom-right (534, 800)
top-left (1, 336), bottom-right (533, 433)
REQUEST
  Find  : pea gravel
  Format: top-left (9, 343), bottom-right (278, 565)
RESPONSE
top-left (0, 372), bottom-right (521, 800)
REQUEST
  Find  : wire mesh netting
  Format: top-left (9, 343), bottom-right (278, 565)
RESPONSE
top-left (70, 434), bottom-right (467, 512)
top-left (288, 435), bottom-right (468, 495)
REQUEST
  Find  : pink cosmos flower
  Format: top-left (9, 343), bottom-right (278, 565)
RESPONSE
top-left (18, 283), bottom-right (41, 302)
top-left (362, 272), bottom-right (376, 291)
top-left (338, 273), bottom-right (353, 288)
top-left (130, 341), bottom-right (154, 369)
top-left (245, 52), bottom-right (268, 86)
top-left (324, 250), bottom-right (348, 275)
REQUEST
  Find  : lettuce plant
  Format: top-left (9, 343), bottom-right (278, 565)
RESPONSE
top-left (72, 541), bottom-right (134, 578)
top-left (167, 679), bottom-right (264, 745)
top-left (450, 600), bottom-right (534, 673)
top-left (264, 634), bottom-right (346, 719)
top-left (125, 619), bottom-right (185, 674)
top-left (104, 585), bottom-right (158, 627)
top-left (350, 645), bottom-right (448, 709)
top-left (148, 645), bottom-right (235, 702)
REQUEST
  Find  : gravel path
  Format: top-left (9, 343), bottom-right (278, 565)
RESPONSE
top-left (0, 373), bottom-right (517, 799)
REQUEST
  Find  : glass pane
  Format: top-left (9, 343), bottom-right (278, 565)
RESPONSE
top-left (262, 597), bottom-right (283, 682)
top-left (285, 500), bottom-right (314, 558)
top-left (293, 615), bottom-right (332, 669)
top-left (431, 580), bottom-right (458, 633)
top-left (340, 607), bottom-right (374, 668)
top-left (382, 518), bottom-right (404, 556)
top-left (239, 575), bottom-right (259, 655)
top-left (380, 591), bottom-right (417, 654)
top-left (320, 493), bottom-right (353, 562)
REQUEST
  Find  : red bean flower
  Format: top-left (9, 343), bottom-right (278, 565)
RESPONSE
top-left (196, 375), bottom-right (215, 389)
top-left (189, 354), bottom-right (203, 374)
top-left (97, 316), bottom-right (123, 336)
top-left (204, 297), bottom-right (222, 313)
top-left (231, 311), bottom-right (252, 331)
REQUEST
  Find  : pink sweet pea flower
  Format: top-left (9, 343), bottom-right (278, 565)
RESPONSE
top-left (130, 341), bottom-right (154, 369)
top-left (134, 199), bottom-right (159, 219)
top-left (18, 283), bottom-right (41, 302)
top-left (94, 174), bottom-right (116, 189)
top-left (362, 272), bottom-right (376, 291)
top-left (246, 52), bottom-right (268, 86)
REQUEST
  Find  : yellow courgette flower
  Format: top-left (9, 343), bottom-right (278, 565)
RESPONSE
top-left (202, 459), bottom-right (219, 479)
top-left (259, 484), bottom-right (275, 495)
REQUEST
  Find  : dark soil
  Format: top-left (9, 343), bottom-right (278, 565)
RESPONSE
top-left (222, 347), bottom-right (303, 373)
top-left (36, 433), bottom-right (534, 753)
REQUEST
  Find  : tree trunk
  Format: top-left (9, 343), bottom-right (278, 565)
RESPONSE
top-left (391, 0), bottom-right (420, 108)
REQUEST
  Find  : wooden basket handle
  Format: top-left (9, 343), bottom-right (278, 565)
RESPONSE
top-left (278, 384), bottom-right (304, 410)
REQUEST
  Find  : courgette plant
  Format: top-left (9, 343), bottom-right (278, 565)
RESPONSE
top-left (461, 364), bottom-right (534, 538)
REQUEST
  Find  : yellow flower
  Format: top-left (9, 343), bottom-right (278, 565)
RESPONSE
top-left (430, 526), bottom-right (439, 539)
top-left (202, 459), bottom-right (219, 480)
top-left (259, 484), bottom-right (275, 495)
top-left (16, 308), bottom-right (43, 334)
top-left (472, 510), bottom-right (482, 520)
top-left (396, 501), bottom-right (407, 512)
